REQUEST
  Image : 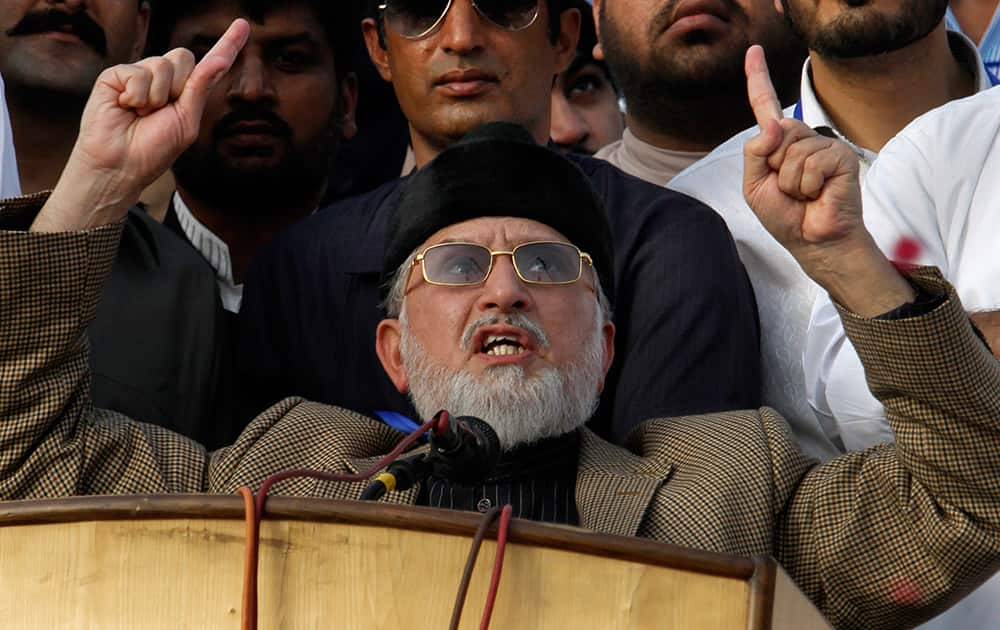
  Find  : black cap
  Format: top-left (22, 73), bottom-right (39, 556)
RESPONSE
top-left (381, 122), bottom-right (614, 307)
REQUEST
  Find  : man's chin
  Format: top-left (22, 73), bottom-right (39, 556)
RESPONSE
top-left (2, 47), bottom-right (103, 95)
top-left (218, 156), bottom-right (286, 173)
top-left (431, 106), bottom-right (523, 144)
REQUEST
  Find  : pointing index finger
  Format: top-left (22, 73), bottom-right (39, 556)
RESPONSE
top-left (745, 44), bottom-right (784, 127)
top-left (194, 18), bottom-right (250, 79)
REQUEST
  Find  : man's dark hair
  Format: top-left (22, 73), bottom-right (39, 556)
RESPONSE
top-left (145, 0), bottom-right (359, 77)
top-left (368, 0), bottom-right (567, 47)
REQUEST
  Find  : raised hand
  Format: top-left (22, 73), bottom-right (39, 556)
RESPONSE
top-left (742, 45), bottom-right (864, 261)
top-left (742, 45), bottom-right (914, 316)
top-left (34, 19), bottom-right (251, 232)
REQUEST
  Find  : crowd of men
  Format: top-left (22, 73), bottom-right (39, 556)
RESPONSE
top-left (1, 1), bottom-right (1000, 628)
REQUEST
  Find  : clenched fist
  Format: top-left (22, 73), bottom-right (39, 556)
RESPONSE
top-left (34, 19), bottom-right (251, 233)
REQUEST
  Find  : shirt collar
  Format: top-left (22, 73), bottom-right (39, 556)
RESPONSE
top-left (172, 191), bottom-right (243, 313)
top-left (796, 30), bottom-right (992, 171)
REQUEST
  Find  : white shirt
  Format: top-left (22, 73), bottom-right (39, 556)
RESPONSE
top-left (668, 32), bottom-right (991, 462)
top-left (803, 83), bottom-right (1000, 630)
top-left (172, 192), bottom-right (243, 313)
top-left (0, 74), bottom-right (20, 199)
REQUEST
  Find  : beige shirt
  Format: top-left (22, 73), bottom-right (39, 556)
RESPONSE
top-left (594, 128), bottom-right (707, 185)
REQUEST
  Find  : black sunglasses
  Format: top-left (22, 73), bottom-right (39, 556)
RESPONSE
top-left (378, 0), bottom-right (541, 40)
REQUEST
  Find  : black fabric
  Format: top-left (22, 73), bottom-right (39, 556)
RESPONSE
top-left (872, 280), bottom-right (994, 351)
top-left (323, 41), bottom-right (411, 204)
top-left (874, 282), bottom-right (947, 321)
top-left (417, 431), bottom-right (581, 525)
top-left (238, 154), bottom-right (761, 443)
top-left (383, 122), bottom-right (615, 304)
top-left (88, 207), bottom-right (236, 449)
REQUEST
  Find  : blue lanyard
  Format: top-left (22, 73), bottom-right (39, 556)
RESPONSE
top-left (374, 409), bottom-right (426, 439)
top-left (793, 63), bottom-right (1000, 122)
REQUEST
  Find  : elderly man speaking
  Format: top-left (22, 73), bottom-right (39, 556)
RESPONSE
top-left (1, 22), bottom-right (998, 629)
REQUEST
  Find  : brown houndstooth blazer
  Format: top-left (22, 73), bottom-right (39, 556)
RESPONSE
top-left (1, 197), bottom-right (999, 629)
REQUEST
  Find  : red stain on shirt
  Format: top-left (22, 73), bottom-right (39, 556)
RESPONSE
top-left (891, 237), bottom-right (922, 272)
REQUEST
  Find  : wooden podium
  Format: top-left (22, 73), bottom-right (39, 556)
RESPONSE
top-left (0, 495), bottom-right (830, 629)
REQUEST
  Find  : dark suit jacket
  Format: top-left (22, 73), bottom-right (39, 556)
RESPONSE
top-left (1, 204), bottom-right (999, 629)
top-left (1, 193), bottom-right (231, 447)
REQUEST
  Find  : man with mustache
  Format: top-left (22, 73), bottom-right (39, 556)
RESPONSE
top-left (667, 0), bottom-right (996, 468)
top-left (0, 1), bottom-right (147, 193)
top-left (549, 0), bottom-right (624, 155)
top-left (146, 0), bottom-right (358, 312)
top-left (593, 0), bottom-right (805, 182)
top-left (5, 33), bottom-right (1000, 628)
top-left (238, 0), bottom-right (761, 444)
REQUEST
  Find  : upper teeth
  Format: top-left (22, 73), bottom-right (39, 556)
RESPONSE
top-left (483, 335), bottom-right (525, 356)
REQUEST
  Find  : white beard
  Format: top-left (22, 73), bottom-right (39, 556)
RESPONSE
top-left (399, 310), bottom-right (605, 451)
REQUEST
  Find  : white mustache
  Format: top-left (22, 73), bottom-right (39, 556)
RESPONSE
top-left (460, 313), bottom-right (550, 352)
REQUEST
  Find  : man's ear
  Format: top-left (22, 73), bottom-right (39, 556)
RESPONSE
top-left (376, 318), bottom-right (409, 394)
top-left (597, 320), bottom-right (615, 393)
top-left (131, 1), bottom-right (152, 61)
top-left (554, 7), bottom-right (581, 74)
top-left (591, 0), bottom-right (605, 61)
top-left (363, 18), bottom-right (393, 82)
top-left (338, 72), bottom-right (359, 141)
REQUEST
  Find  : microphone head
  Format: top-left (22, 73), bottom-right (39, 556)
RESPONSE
top-left (429, 415), bottom-right (501, 484)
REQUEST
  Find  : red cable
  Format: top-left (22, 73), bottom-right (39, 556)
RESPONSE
top-left (479, 504), bottom-right (513, 630)
top-left (236, 487), bottom-right (257, 630)
top-left (254, 416), bottom-right (440, 515)
top-left (236, 416), bottom-right (441, 630)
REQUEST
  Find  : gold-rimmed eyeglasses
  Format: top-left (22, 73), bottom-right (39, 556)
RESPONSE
top-left (410, 241), bottom-right (593, 287)
top-left (378, 0), bottom-right (541, 40)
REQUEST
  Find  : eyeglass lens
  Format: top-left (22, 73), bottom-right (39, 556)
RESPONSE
top-left (384, 0), bottom-right (539, 38)
top-left (421, 242), bottom-right (582, 285)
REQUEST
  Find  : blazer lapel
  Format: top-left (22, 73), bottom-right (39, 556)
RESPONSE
top-left (575, 428), bottom-right (673, 538)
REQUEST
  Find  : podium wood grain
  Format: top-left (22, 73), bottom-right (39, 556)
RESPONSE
top-left (0, 495), bottom-right (830, 629)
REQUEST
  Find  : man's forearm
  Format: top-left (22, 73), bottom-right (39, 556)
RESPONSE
top-left (970, 310), bottom-right (1000, 358)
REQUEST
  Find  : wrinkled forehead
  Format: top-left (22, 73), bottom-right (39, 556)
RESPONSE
top-left (416, 216), bottom-right (575, 253)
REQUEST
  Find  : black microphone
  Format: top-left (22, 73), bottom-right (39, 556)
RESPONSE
top-left (361, 412), bottom-right (502, 500)
top-left (428, 414), bottom-right (501, 484)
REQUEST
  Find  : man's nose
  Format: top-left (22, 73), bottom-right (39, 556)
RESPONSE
top-left (437, 0), bottom-right (487, 54)
top-left (550, 91), bottom-right (590, 150)
top-left (226, 54), bottom-right (277, 105)
top-left (477, 255), bottom-right (532, 313)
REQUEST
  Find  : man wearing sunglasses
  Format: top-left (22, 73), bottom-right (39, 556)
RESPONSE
top-left (237, 0), bottom-right (761, 447)
top-left (4, 37), bottom-right (1000, 627)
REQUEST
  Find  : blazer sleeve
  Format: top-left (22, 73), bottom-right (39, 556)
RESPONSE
top-left (771, 268), bottom-right (1000, 629)
top-left (0, 197), bottom-right (209, 498)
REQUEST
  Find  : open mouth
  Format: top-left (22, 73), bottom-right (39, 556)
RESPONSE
top-left (482, 335), bottom-right (526, 357)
